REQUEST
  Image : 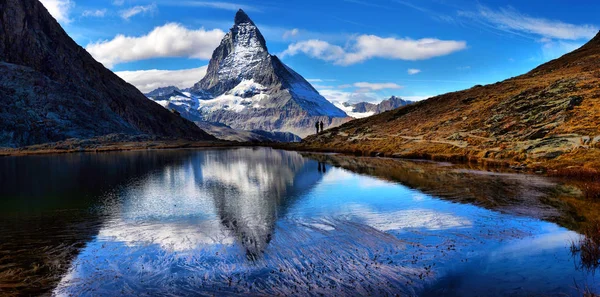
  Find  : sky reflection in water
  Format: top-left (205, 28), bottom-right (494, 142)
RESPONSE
top-left (0, 148), bottom-right (596, 296)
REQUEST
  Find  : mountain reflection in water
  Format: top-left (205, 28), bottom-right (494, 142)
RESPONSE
top-left (0, 148), bottom-right (598, 296)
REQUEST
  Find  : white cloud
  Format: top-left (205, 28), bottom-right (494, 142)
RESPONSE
top-left (282, 40), bottom-right (346, 63)
top-left (407, 68), bottom-right (421, 75)
top-left (116, 66), bottom-right (208, 93)
top-left (540, 40), bottom-right (583, 60)
top-left (459, 6), bottom-right (598, 41)
top-left (307, 78), bottom-right (337, 83)
top-left (281, 35), bottom-right (466, 65)
top-left (113, 0), bottom-right (125, 5)
top-left (320, 88), bottom-right (433, 106)
top-left (319, 89), bottom-right (382, 104)
top-left (283, 28), bottom-right (299, 39)
top-left (120, 3), bottom-right (157, 20)
top-left (352, 82), bottom-right (403, 91)
top-left (39, 0), bottom-right (73, 23)
top-left (86, 23), bottom-right (225, 68)
top-left (82, 9), bottom-right (107, 17)
top-left (311, 84), bottom-right (336, 89)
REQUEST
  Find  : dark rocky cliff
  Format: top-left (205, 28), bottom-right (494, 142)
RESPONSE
top-left (0, 0), bottom-right (214, 147)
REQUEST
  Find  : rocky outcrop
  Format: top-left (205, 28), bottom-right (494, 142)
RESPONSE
top-left (375, 96), bottom-right (412, 113)
top-left (0, 0), bottom-right (214, 147)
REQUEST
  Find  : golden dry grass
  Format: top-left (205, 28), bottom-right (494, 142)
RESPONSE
top-left (297, 33), bottom-right (600, 172)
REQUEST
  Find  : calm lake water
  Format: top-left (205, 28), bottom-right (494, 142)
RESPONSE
top-left (0, 147), bottom-right (597, 296)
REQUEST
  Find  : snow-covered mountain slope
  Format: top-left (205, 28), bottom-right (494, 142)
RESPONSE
top-left (334, 96), bottom-right (413, 119)
top-left (172, 9), bottom-right (351, 137)
top-left (148, 87), bottom-right (302, 142)
top-left (334, 102), bottom-right (376, 119)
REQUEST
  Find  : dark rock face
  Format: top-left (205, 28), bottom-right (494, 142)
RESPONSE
top-left (146, 86), bottom-right (184, 98)
top-left (376, 96), bottom-right (412, 113)
top-left (349, 102), bottom-right (376, 113)
top-left (187, 9), bottom-right (349, 137)
top-left (0, 0), bottom-right (214, 147)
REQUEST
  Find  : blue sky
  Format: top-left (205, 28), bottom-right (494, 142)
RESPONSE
top-left (41, 0), bottom-right (600, 103)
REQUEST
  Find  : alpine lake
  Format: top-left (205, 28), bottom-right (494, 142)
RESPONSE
top-left (0, 147), bottom-right (598, 296)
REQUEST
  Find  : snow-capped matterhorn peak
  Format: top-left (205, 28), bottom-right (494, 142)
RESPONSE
top-left (158, 9), bottom-right (350, 138)
top-left (191, 9), bottom-right (272, 96)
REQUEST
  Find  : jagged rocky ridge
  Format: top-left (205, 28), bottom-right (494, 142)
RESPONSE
top-left (148, 10), bottom-right (351, 138)
top-left (0, 0), bottom-right (213, 147)
top-left (336, 96), bottom-right (412, 118)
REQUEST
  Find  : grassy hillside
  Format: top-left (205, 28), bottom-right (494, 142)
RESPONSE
top-left (298, 32), bottom-right (600, 172)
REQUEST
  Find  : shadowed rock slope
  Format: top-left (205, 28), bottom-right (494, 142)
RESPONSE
top-left (300, 32), bottom-right (600, 170)
top-left (0, 0), bottom-right (214, 147)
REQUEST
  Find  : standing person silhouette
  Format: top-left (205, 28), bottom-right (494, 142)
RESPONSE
top-left (315, 121), bottom-right (320, 134)
top-left (320, 121), bottom-right (324, 133)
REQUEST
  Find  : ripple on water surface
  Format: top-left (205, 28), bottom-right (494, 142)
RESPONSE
top-left (0, 148), bottom-right (597, 296)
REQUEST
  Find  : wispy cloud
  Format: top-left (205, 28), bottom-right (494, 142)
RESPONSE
top-left (283, 28), bottom-right (299, 39)
top-left (458, 5), bottom-right (598, 41)
top-left (86, 23), bottom-right (225, 68)
top-left (281, 35), bottom-right (466, 66)
top-left (82, 9), bottom-right (107, 18)
top-left (120, 3), bottom-right (157, 20)
top-left (407, 68), bottom-right (421, 75)
top-left (159, 1), bottom-right (260, 12)
top-left (116, 67), bottom-right (208, 93)
top-left (39, 0), bottom-right (73, 23)
top-left (259, 25), bottom-right (350, 44)
top-left (394, 0), bottom-right (455, 23)
top-left (351, 82), bottom-right (403, 91)
top-left (539, 40), bottom-right (584, 61)
top-left (113, 0), bottom-right (125, 5)
top-left (319, 87), bottom-right (433, 105)
top-left (319, 89), bottom-right (383, 104)
top-left (307, 78), bottom-right (337, 83)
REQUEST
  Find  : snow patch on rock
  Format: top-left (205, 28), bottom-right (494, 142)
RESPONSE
top-left (199, 80), bottom-right (268, 113)
top-left (334, 102), bottom-right (376, 119)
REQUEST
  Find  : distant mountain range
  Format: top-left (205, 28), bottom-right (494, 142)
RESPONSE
top-left (0, 0), bottom-right (213, 148)
top-left (335, 96), bottom-right (412, 118)
top-left (147, 10), bottom-right (351, 138)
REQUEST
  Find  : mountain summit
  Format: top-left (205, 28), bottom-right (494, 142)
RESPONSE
top-left (179, 10), bottom-right (349, 137)
top-left (0, 0), bottom-right (213, 147)
top-left (234, 8), bottom-right (255, 26)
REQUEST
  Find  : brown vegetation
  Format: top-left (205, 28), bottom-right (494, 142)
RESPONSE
top-left (0, 134), bottom-right (240, 157)
top-left (295, 32), bottom-right (600, 173)
top-left (571, 221), bottom-right (600, 273)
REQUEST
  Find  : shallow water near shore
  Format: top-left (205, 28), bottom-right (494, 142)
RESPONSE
top-left (0, 147), bottom-right (597, 296)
